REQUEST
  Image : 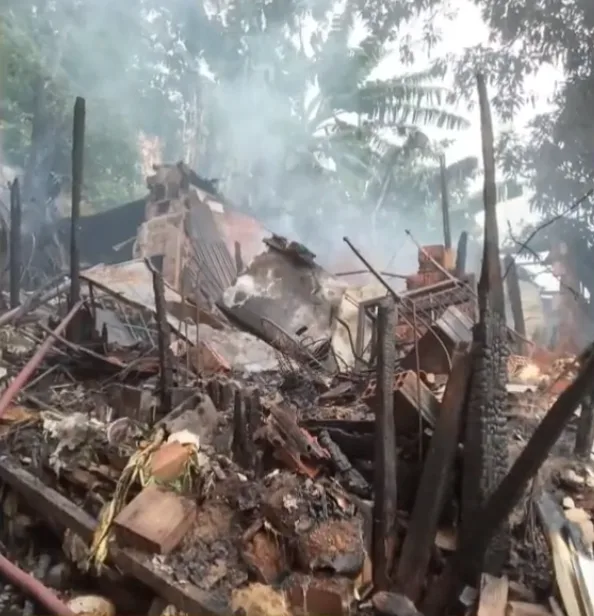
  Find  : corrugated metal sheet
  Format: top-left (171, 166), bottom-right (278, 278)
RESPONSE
top-left (185, 195), bottom-right (236, 305)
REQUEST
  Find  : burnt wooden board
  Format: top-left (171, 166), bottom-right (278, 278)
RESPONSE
top-left (114, 484), bottom-right (196, 554)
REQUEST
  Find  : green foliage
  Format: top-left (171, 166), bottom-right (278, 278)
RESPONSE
top-left (1, 0), bottom-right (475, 236)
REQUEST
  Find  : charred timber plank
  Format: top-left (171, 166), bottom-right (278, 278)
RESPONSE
top-left (0, 455), bottom-right (224, 616)
top-left (395, 347), bottom-right (472, 601)
top-left (373, 296), bottom-right (398, 590)
top-left (9, 179), bottom-right (22, 309)
top-left (461, 73), bottom-right (509, 581)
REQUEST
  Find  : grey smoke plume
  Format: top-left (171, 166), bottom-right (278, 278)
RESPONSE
top-left (4, 0), bottom-right (471, 267)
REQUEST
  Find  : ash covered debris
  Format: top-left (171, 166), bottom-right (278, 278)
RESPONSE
top-left (0, 101), bottom-right (593, 616)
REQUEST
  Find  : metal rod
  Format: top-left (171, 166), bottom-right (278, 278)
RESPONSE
top-left (0, 300), bottom-right (83, 419)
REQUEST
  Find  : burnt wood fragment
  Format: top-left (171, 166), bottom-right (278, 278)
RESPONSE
top-left (318, 430), bottom-right (371, 497)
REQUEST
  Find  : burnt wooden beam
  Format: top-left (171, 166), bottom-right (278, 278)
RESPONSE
top-left (372, 296), bottom-right (398, 590)
top-left (455, 232), bottom-right (468, 277)
top-left (575, 394), bottom-right (594, 459)
top-left (426, 309), bottom-right (594, 616)
top-left (148, 260), bottom-right (173, 415)
top-left (468, 345), bottom-right (594, 563)
top-left (503, 255), bottom-right (526, 345)
top-left (440, 155), bottom-right (452, 251)
top-left (461, 73), bottom-right (509, 580)
top-left (9, 179), bottom-right (22, 309)
top-left (395, 347), bottom-right (472, 601)
top-left (69, 97), bottom-right (85, 342)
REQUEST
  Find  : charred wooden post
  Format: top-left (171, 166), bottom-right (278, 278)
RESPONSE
top-left (503, 255), bottom-right (526, 348)
top-left (455, 232), bottom-right (468, 277)
top-left (372, 296), bottom-right (398, 591)
top-left (9, 179), bottom-right (22, 309)
top-left (461, 73), bottom-right (509, 579)
top-left (248, 388), bottom-right (263, 472)
top-left (468, 345), bottom-right (594, 559)
top-left (69, 97), bottom-right (85, 342)
top-left (234, 241), bottom-right (244, 274)
top-left (232, 389), bottom-right (248, 466)
top-left (440, 155), bottom-right (452, 251)
top-left (148, 260), bottom-right (173, 415)
top-left (395, 346), bottom-right (472, 601)
top-left (575, 394), bottom-right (594, 459)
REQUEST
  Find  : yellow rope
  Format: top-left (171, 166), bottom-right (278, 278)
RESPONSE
top-left (87, 428), bottom-right (166, 571)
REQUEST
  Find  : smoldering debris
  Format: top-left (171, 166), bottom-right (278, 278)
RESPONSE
top-left (0, 160), bottom-right (592, 616)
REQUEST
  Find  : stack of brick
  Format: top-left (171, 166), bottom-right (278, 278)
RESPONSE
top-left (405, 245), bottom-right (455, 291)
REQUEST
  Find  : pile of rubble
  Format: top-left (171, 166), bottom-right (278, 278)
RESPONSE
top-left (0, 159), bottom-right (592, 616)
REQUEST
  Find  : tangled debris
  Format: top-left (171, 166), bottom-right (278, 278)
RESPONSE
top-left (0, 81), bottom-right (594, 616)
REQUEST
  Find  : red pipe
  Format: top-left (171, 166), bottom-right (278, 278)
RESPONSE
top-left (0, 552), bottom-right (76, 616)
top-left (0, 300), bottom-right (83, 419)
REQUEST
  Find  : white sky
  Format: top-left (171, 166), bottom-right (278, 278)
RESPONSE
top-left (372, 0), bottom-right (564, 291)
top-left (370, 0), bottom-right (563, 165)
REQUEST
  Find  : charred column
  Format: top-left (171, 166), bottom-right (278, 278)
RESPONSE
top-left (9, 179), bottom-right (22, 309)
top-left (440, 155), bottom-right (452, 251)
top-left (372, 297), bottom-right (398, 590)
top-left (148, 259), bottom-right (173, 416)
top-left (503, 255), bottom-right (526, 347)
top-left (455, 231), bottom-right (468, 277)
top-left (69, 97), bottom-right (85, 341)
top-left (461, 74), bottom-right (509, 579)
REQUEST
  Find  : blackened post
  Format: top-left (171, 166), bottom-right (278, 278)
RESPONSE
top-left (149, 261), bottom-right (173, 415)
top-left (232, 389), bottom-right (247, 466)
top-left (9, 179), bottom-right (22, 309)
top-left (575, 395), bottom-right (594, 459)
top-left (440, 155), bottom-right (452, 251)
top-left (372, 296), bottom-right (398, 591)
top-left (455, 231), bottom-right (468, 277)
top-left (234, 241), bottom-right (244, 274)
top-left (69, 97), bottom-right (85, 340)
top-left (503, 255), bottom-right (526, 346)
